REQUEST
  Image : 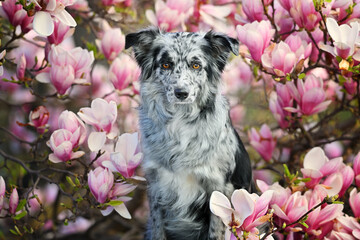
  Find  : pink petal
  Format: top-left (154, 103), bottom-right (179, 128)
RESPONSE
top-left (231, 189), bottom-right (255, 225)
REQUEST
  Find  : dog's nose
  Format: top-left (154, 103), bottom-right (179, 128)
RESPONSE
top-left (174, 88), bottom-right (189, 100)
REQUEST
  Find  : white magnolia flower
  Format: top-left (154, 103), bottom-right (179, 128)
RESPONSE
top-left (32, 0), bottom-right (77, 36)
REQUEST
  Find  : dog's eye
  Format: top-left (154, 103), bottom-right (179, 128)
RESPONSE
top-left (192, 63), bottom-right (200, 69)
top-left (162, 63), bottom-right (170, 69)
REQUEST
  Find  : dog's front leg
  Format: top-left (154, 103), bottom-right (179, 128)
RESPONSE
top-left (208, 214), bottom-right (226, 240)
top-left (145, 190), bottom-right (167, 240)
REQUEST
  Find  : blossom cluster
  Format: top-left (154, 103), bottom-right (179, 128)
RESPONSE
top-left (0, 0), bottom-right (360, 238)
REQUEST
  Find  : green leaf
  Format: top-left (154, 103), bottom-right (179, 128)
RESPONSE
top-left (336, 56), bottom-right (342, 63)
top-left (16, 199), bottom-right (26, 212)
top-left (86, 42), bottom-right (97, 57)
top-left (66, 176), bottom-right (76, 187)
top-left (13, 211), bottom-right (27, 220)
top-left (75, 177), bottom-right (81, 186)
top-left (298, 73), bottom-right (306, 79)
top-left (9, 229), bottom-right (19, 236)
top-left (107, 200), bottom-right (124, 206)
top-left (283, 164), bottom-right (291, 178)
top-left (338, 75), bottom-right (346, 85)
top-left (299, 221), bottom-right (309, 228)
top-left (64, 219), bottom-right (69, 226)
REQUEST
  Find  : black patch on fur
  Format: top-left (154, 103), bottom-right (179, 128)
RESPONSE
top-left (203, 31), bottom-right (239, 72)
top-left (199, 92), bottom-right (216, 118)
top-left (125, 28), bottom-right (160, 79)
top-left (230, 126), bottom-right (253, 190)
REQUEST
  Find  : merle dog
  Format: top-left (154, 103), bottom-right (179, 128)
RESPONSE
top-left (125, 28), bottom-right (253, 240)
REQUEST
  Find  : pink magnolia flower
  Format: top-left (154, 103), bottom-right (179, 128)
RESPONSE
top-left (320, 18), bottom-right (360, 61)
top-left (16, 54), bottom-right (26, 80)
top-left (236, 20), bottom-right (275, 62)
top-left (285, 74), bottom-right (332, 115)
top-left (78, 98), bottom-right (118, 151)
top-left (32, 0), bottom-right (77, 36)
top-left (287, 0), bottom-right (322, 31)
top-left (9, 188), bottom-right (19, 215)
top-left (58, 110), bottom-right (87, 147)
top-left (330, 215), bottom-right (360, 239)
top-left (272, 188), bottom-right (343, 237)
top-left (300, 147), bottom-right (343, 189)
top-left (100, 182), bottom-right (136, 219)
top-left (269, 83), bottom-right (294, 129)
top-left (304, 187), bottom-right (344, 238)
top-left (241, 0), bottom-right (265, 22)
top-left (88, 167), bottom-right (114, 204)
top-left (146, 0), bottom-right (194, 31)
top-left (96, 28), bottom-right (125, 61)
top-left (78, 98), bottom-right (117, 134)
top-left (36, 45), bottom-right (94, 95)
top-left (0, 0), bottom-right (33, 32)
top-left (102, 132), bottom-right (143, 178)
top-left (47, 18), bottom-right (75, 45)
top-left (0, 176), bottom-right (5, 212)
top-left (354, 152), bottom-right (360, 188)
top-left (47, 129), bottom-right (85, 163)
top-left (349, 188), bottom-right (360, 218)
top-left (248, 124), bottom-right (276, 162)
top-left (257, 180), bottom-right (291, 208)
top-left (210, 189), bottom-right (274, 240)
top-left (109, 54), bottom-right (140, 91)
top-left (284, 34), bottom-right (312, 62)
top-left (261, 41), bottom-right (297, 76)
top-left (28, 106), bottom-right (50, 133)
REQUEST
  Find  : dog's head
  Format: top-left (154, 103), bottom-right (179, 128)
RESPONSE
top-left (125, 28), bottom-right (238, 105)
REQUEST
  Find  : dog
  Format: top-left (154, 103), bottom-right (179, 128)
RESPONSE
top-left (125, 28), bottom-right (253, 240)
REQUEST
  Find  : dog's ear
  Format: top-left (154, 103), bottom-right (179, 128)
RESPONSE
top-left (125, 27), bottom-right (160, 50)
top-left (204, 31), bottom-right (239, 56)
top-left (125, 28), bottom-right (160, 79)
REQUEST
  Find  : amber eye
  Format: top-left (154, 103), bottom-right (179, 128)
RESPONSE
top-left (192, 63), bottom-right (200, 69)
top-left (162, 63), bottom-right (170, 69)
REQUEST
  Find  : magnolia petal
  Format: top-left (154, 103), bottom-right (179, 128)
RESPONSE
top-left (256, 180), bottom-right (269, 193)
top-left (319, 43), bottom-right (336, 57)
top-left (36, 72), bottom-right (51, 83)
top-left (317, 204), bottom-right (344, 226)
top-left (209, 191), bottom-right (233, 225)
top-left (88, 132), bottom-right (107, 152)
top-left (71, 151), bottom-right (85, 160)
top-left (54, 9), bottom-right (77, 27)
top-left (102, 161), bottom-right (118, 174)
top-left (303, 147), bottom-right (328, 170)
top-left (33, 12), bottom-right (54, 36)
top-left (231, 189), bottom-right (255, 225)
top-left (131, 175), bottom-right (146, 181)
top-left (113, 203), bottom-right (131, 219)
top-left (48, 153), bottom-right (63, 163)
top-left (320, 157), bottom-right (343, 176)
top-left (326, 18), bottom-right (341, 43)
top-left (100, 206), bottom-right (114, 216)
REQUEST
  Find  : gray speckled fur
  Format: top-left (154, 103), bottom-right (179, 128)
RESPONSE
top-left (125, 28), bottom-right (252, 240)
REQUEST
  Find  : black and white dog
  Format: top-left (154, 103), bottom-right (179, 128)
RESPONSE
top-left (125, 28), bottom-right (253, 240)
